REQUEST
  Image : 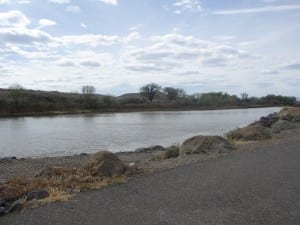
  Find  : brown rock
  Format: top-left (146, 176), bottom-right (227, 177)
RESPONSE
top-left (83, 151), bottom-right (125, 177)
top-left (180, 135), bottom-right (234, 155)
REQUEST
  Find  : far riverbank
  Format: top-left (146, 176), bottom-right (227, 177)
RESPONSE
top-left (0, 104), bottom-right (279, 118)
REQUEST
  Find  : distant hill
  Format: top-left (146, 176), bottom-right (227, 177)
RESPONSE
top-left (0, 88), bottom-right (106, 101)
top-left (0, 87), bottom-right (297, 116)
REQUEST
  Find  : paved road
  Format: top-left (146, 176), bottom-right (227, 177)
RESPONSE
top-left (1, 138), bottom-right (299, 225)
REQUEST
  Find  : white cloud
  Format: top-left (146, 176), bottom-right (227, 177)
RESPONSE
top-left (17, 0), bottom-right (31, 4)
top-left (60, 34), bottom-right (120, 47)
top-left (54, 51), bottom-right (113, 68)
top-left (173, 0), bottom-right (203, 14)
top-left (0, 27), bottom-right (53, 45)
top-left (0, 0), bottom-right (10, 4)
top-left (65, 5), bottom-right (81, 13)
top-left (48, 0), bottom-right (70, 4)
top-left (80, 61), bottom-right (101, 67)
top-left (0, 10), bottom-right (30, 27)
top-left (38, 19), bottom-right (57, 28)
top-left (124, 32), bottom-right (141, 43)
top-left (96, 0), bottom-right (118, 6)
top-left (213, 4), bottom-right (300, 15)
top-left (122, 33), bottom-right (250, 73)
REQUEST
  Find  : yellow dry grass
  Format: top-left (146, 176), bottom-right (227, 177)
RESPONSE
top-left (0, 166), bottom-right (127, 206)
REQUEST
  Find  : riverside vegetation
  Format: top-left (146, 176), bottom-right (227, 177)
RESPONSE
top-left (0, 107), bottom-right (299, 216)
top-left (0, 83), bottom-right (298, 116)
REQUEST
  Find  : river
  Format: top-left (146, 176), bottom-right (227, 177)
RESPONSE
top-left (0, 107), bottom-right (280, 158)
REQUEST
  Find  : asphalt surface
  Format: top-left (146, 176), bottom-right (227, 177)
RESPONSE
top-left (1, 138), bottom-right (299, 225)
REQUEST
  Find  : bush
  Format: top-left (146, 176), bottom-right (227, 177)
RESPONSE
top-left (279, 107), bottom-right (300, 123)
top-left (163, 145), bottom-right (180, 159)
top-left (271, 120), bottom-right (296, 134)
top-left (227, 125), bottom-right (271, 141)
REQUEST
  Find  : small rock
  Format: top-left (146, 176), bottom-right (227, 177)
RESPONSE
top-left (26, 189), bottom-right (49, 201)
top-left (0, 207), bottom-right (5, 216)
top-left (0, 199), bottom-right (6, 207)
top-left (80, 153), bottom-right (88, 156)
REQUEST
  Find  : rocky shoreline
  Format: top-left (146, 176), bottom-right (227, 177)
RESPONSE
top-left (0, 107), bottom-right (299, 216)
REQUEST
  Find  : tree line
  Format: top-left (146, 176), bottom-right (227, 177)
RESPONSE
top-left (0, 83), bottom-right (297, 115)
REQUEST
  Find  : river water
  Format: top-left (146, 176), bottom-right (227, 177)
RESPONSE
top-left (0, 107), bottom-right (280, 158)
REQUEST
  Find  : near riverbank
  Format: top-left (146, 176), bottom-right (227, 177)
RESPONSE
top-left (1, 111), bottom-right (299, 225)
top-left (0, 107), bottom-right (299, 217)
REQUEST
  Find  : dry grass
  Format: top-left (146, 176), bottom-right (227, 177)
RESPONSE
top-left (279, 107), bottom-right (300, 122)
top-left (0, 166), bottom-right (127, 207)
top-left (40, 188), bottom-right (73, 203)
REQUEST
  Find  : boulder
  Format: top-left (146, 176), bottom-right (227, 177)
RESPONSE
top-left (83, 151), bottom-right (125, 177)
top-left (180, 135), bottom-right (234, 155)
top-left (135, 145), bottom-right (165, 153)
top-left (271, 120), bottom-right (296, 134)
top-left (227, 125), bottom-right (271, 141)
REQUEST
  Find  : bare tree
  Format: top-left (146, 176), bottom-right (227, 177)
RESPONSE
top-left (81, 85), bottom-right (96, 109)
top-left (140, 83), bottom-right (161, 102)
top-left (81, 85), bottom-right (96, 95)
top-left (240, 93), bottom-right (249, 102)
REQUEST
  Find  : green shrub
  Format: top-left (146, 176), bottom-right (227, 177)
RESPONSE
top-left (163, 145), bottom-right (180, 159)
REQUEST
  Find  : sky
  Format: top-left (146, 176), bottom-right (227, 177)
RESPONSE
top-left (0, 0), bottom-right (299, 97)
